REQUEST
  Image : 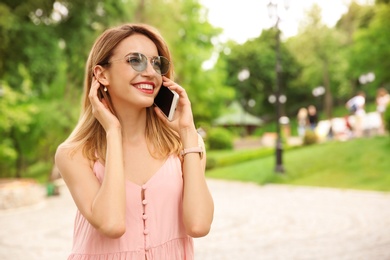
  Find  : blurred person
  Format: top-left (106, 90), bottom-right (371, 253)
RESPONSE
top-left (376, 87), bottom-right (390, 134)
top-left (55, 23), bottom-right (214, 259)
top-left (346, 91), bottom-right (366, 137)
top-left (308, 105), bottom-right (318, 130)
top-left (297, 107), bottom-right (308, 138)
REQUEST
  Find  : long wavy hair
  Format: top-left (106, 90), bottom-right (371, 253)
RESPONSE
top-left (65, 24), bottom-right (182, 162)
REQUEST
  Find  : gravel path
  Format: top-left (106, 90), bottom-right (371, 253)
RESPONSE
top-left (1, 179), bottom-right (390, 260)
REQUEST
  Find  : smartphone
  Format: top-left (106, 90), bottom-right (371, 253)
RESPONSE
top-left (154, 86), bottom-right (179, 121)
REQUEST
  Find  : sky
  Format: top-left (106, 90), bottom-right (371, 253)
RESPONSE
top-left (200, 0), bottom-right (373, 44)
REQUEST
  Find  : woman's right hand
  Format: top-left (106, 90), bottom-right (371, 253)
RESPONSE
top-left (88, 77), bottom-right (121, 132)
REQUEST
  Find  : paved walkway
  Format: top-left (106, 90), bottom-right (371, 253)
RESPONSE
top-left (1, 179), bottom-right (390, 259)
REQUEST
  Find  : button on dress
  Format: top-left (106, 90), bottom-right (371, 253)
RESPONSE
top-left (68, 155), bottom-right (193, 260)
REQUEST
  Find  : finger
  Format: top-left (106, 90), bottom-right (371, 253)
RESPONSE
top-left (88, 78), bottom-right (99, 99)
top-left (89, 78), bottom-right (102, 104)
top-left (162, 80), bottom-right (187, 98)
top-left (101, 98), bottom-right (110, 110)
top-left (154, 106), bottom-right (170, 123)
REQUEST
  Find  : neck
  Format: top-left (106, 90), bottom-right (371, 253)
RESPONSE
top-left (116, 107), bottom-right (148, 144)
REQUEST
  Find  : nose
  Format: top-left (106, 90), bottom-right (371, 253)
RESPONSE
top-left (141, 59), bottom-right (156, 76)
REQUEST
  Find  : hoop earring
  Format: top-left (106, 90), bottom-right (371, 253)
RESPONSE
top-left (104, 86), bottom-right (107, 92)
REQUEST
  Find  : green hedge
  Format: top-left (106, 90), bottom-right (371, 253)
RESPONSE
top-left (206, 127), bottom-right (234, 150)
top-left (206, 147), bottom-right (275, 170)
top-left (384, 103), bottom-right (390, 132)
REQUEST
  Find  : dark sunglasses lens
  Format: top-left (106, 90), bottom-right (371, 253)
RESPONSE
top-left (153, 56), bottom-right (170, 75)
top-left (160, 57), bottom-right (170, 75)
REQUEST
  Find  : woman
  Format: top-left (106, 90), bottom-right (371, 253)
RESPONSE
top-left (376, 87), bottom-right (390, 134)
top-left (346, 91), bottom-right (366, 137)
top-left (296, 107), bottom-right (308, 138)
top-left (55, 23), bottom-right (214, 259)
top-left (307, 105), bottom-right (318, 130)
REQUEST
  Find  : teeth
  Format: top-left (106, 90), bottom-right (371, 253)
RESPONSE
top-left (137, 84), bottom-right (153, 90)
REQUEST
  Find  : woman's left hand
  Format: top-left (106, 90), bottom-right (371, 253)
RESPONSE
top-left (154, 76), bottom-right (196, 134)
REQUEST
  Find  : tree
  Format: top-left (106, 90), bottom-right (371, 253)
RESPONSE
top-left (286, 4), bottom-right (348, 119)
top-left (0, 0), bottom-right (129, 178)
top-left (219, 29), bottom-right (301, 120)
top-left (348, 3), bottom-right (390, 95)
top-left (0, 81), bottom-right (38, 178)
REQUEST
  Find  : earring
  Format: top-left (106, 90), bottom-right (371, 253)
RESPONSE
top-left (104, 86), bottom-right (107, 92)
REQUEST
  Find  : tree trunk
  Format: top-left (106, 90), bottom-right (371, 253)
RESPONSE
top-left (322, 60), bottom-right (333, 119)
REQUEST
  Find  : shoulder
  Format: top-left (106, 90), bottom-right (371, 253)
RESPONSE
top-left (55, 142), bottom-right (72, 164)
top-left (55, 142), bottom-right (91, 176)
top-left (55, 142), bottom-right (77, 164)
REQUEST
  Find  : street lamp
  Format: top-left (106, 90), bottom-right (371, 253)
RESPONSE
top-left (267, 0), bottom-right (289, 173)
top-left (0, 82), bottom-right (4, 98)
top-left (238, 69), bottom-right (250, 134)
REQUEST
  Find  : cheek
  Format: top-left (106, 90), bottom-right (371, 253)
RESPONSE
top-left (157, 77), bottom-right (163, 87)
top-left (107, 68), bottom-right (135, 86)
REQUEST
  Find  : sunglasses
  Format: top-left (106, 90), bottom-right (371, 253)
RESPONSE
top-left (108, 52), bottom-right (170, 75)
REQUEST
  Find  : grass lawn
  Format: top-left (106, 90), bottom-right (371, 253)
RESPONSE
top-left (206, 135), bottom-right (390, 192)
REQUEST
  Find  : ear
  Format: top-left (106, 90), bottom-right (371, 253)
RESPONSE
top-left (93, 65), bottom-right (109, 86)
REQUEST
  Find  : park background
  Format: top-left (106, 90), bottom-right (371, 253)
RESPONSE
top-left (1, 0), bottom-right (390, 193)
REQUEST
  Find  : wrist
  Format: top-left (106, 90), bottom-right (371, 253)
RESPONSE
top-left (179, 127), bottom-right (198, 148)
top-left (181, 146), bottom-right (204, 159)
top-left (106, 126), bottom-right (122, 138)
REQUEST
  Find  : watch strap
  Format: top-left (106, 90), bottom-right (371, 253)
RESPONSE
top-left (180, 146), bottom-right (204, 159)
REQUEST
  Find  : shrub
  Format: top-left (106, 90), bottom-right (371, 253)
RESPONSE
top-left (303, 130), bottom-right (318, 145)
top-left (206, 157), bottom-right (217, 170)
top-left (384, 104), bottom-right (390, 132)
top-left (206, 127), bottom-right (234, 150)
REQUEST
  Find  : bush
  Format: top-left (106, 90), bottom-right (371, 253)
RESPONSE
top-left (206, 157), bottom-right (217, 170)
top-left (303, 130), bottom-right (318, 145)
top-left (206, 127), bottom-right (234, 150)
top-left (384, 104), bottom-right (390, 132)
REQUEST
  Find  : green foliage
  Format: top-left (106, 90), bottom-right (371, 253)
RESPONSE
top-left (0, 0), bottom-right (134, 179)
top-left (0, 82), bottom-right (38, 177)
top-left (384, 104), bottom-right (390, 131)
top-left (349, 4), bottom-right (390, 94)
top-left (219, 29), bottom-right (301, 118)
top-left (207, 136), bottom-right (390, 191)
top-left (206, 127), bottom-right (234, 150)
top-left (206, 147), bottom-right (274, 170)
top-left (205, 156), bottom-right (217, 170)
top-left (286, 4), bottom-right (350, 119)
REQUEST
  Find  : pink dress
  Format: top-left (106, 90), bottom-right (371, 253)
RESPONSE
top-left (68, 155), bottom-right (194, 260)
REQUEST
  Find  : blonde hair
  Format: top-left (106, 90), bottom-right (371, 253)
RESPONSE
top-left (65, 24), bottom-right (182, 162)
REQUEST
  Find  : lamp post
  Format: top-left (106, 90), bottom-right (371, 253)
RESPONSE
top-left (268, 0), bottom-right (289, 173)
top-left (238, 69), bottom-right (250, 135)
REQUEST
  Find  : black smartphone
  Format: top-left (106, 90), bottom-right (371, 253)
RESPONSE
top-left (154, 86), bottom-right (179, 121)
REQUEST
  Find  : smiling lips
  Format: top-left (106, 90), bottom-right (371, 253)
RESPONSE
top-left (135, 83), bottom-right (154, 94)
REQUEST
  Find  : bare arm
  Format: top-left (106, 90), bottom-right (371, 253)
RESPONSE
top-left (55, 77), bottom-right (126, 238)
top-left (155, 77), bottom-right (214, 237)
top-left (55, 127), bottom-right (126, 238)
top-left (180, 129), bottom-right (214, 238)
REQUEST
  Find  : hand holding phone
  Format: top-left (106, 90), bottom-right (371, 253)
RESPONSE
top-left (154, 86), bottom-right (179, 121)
